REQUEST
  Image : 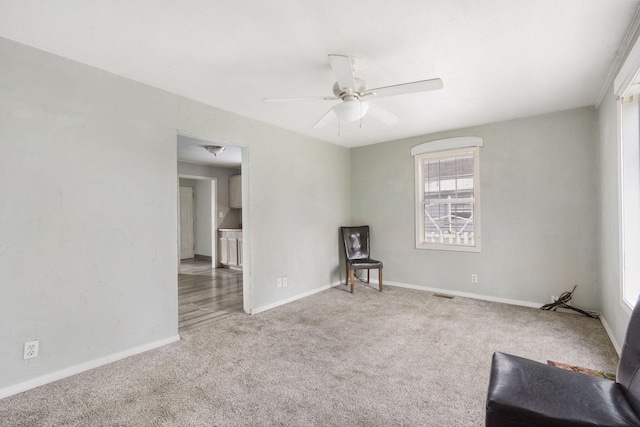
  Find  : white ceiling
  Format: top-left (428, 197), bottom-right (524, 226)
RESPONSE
top-left (1, 1), bottom-right (638, 148)
top-left (177, 135), bottom-right (241, 168)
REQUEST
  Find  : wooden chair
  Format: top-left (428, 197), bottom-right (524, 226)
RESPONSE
top-left (340, 226), bottom-right (383, 293)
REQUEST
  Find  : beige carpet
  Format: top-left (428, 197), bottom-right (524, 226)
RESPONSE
top-left (0, 284), bottom-right (619, 426)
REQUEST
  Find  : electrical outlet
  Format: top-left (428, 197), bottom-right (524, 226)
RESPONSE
top-left (277, 278), bottom-right (282, 288)
top-left (471, 274), bottom-right (478, 283)
top-left (283, 277), bottom-right (288, 287)
top-left (24, 340), bottom-right (39, 360)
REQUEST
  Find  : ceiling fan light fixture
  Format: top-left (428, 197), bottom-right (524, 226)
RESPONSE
top-left (263, 54), bottom-right (442, 129)
top-left (334, 99), bottom-right (369, 122)
top-left (204, 145), bottom-right (225, 156)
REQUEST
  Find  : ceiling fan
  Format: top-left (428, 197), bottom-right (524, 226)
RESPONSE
top-left (263, 54), bottom-right (443, 129)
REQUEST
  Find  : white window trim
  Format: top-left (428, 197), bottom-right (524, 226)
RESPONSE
top-left (618, 93), bottom-right (640, 313)
top-left (410, 136), bottom-right (484, 156)
top-left (413, 139), bottom-right (482, 252)
top-left (615, 33), bottom-right (640, 312)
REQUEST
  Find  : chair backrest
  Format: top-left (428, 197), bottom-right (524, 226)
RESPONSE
top-left (340, 226), bottom-right (370, 261)
top-left (618, 295), bottom-right (640, 414)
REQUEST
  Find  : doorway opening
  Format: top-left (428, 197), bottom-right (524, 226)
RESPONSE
top-left (177, 258), bottom-right (243, 330)
top-left (178, 176), bottom-right (217, 266)
top-left (176, 134), bottom-right (246, 330)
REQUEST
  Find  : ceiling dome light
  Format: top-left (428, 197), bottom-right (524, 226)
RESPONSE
top-left (333, 99), bottom-right (369, 122)
top-left (204, 145), bottom-right (225, 156)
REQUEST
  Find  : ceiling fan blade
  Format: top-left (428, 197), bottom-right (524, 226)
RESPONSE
top-left (365, 78), bottom-right (443, 98)
top-left (312, 106), bottom-right (337, 129)
top-left (263, 96), bottom-right (338, 102)
top-left (328, 54), bottom-right (356, 92)
top-left (367, 102), bottom-right (400, 126)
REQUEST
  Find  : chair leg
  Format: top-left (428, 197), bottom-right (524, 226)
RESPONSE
top-left (379, 268), bottom-right (383, 292)
top-left (345, 265), bottom-right (349, 286)
top-left (350, 269), bottom-right (355, 294)
top-left (366, 269), bottom-right (370, 283)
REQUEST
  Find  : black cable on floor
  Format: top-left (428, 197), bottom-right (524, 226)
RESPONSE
top-left (540, 285), bottom-right (600, 319)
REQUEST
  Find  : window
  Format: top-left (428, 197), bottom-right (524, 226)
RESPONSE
top-left (414, 142), bottom-right (481, 252)
top-left (615, 36), bottom-right (640, 308)
top-left (620, 92), bottom-right (640, 308)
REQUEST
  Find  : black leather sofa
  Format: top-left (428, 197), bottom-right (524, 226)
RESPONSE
top-left (485, 298), bottom-right (640, 426)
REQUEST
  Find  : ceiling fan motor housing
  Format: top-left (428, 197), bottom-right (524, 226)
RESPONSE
top-left (333, 78), bottom-right (368, 98)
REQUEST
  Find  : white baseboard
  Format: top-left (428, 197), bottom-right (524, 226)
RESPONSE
top-left (251, 281), bottom-right (342, 314)
top-left (383, 280), bottom-right (621, 353)
top-left (0, 334), bottom-right (180, 400)
top-left (380, 280), bottom-right (545, 309)
top-left (5, 281), bottom-right (616, 399)
top-left (600, 315), bottom-right (622, 355)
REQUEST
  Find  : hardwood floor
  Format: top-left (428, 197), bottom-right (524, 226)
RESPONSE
top-left (178, 259), bottom-right (243, 330)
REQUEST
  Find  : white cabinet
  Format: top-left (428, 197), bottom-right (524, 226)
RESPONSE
top-left (229, 175), bottom-right (242, 208)
top-left (219, 229), bottom-right (242, 268)
top-left (228, 238), bottom-right (238, 266)
top-left (220, 238), bottom-right (229, 265)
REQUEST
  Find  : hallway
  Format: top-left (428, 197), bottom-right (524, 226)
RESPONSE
top-left (178, 259), bottom-right (243, 330)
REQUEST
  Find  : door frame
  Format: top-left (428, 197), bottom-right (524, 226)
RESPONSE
top-left (178, 186), bottom-right (195, 260)
top-left (176, 137), bottom-right (250, 315)
top-left (177, 175), bottom-right (218, 268)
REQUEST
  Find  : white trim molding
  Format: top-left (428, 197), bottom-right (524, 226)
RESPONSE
top-left (596, 5), bottom-right (640, 106)
top-left (345, 280), bottom-right (617, 347)
top-left (615, 37), bottom-right (640, 97)
top-left (378, 280), bottom-right (543, 309)
top-left (600, 315), bottom-right (622, 356)
top-left (251, 282), bottom-right (342, 314)
top-left (0, 334), bottom-right (180, 400)
top-left (410, 136), bottom-right (484, 157)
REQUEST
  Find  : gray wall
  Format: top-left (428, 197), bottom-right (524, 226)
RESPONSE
top-left (178, 162), bottom-right (242, 230)
top-left (0, 38), bottom-right (179, 390)
top-left (0, 37), bottom-right (350, 392)
top-left (2, 30), bottom-right (618, 396)
top-left (178, 103), bottom-right (351, 310)
top-left (351, 107), bottom-right (599, 310)
top-left (179, 178), bottom-right (197, 188)
top-left (178, 165), bottom-right (243, 259)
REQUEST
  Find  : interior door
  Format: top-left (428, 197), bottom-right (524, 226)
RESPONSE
top-left (179, 187), bottom-right (195, 260)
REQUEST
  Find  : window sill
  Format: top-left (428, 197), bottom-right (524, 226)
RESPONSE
top-left (416, 242), bottom-right (480, 253)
